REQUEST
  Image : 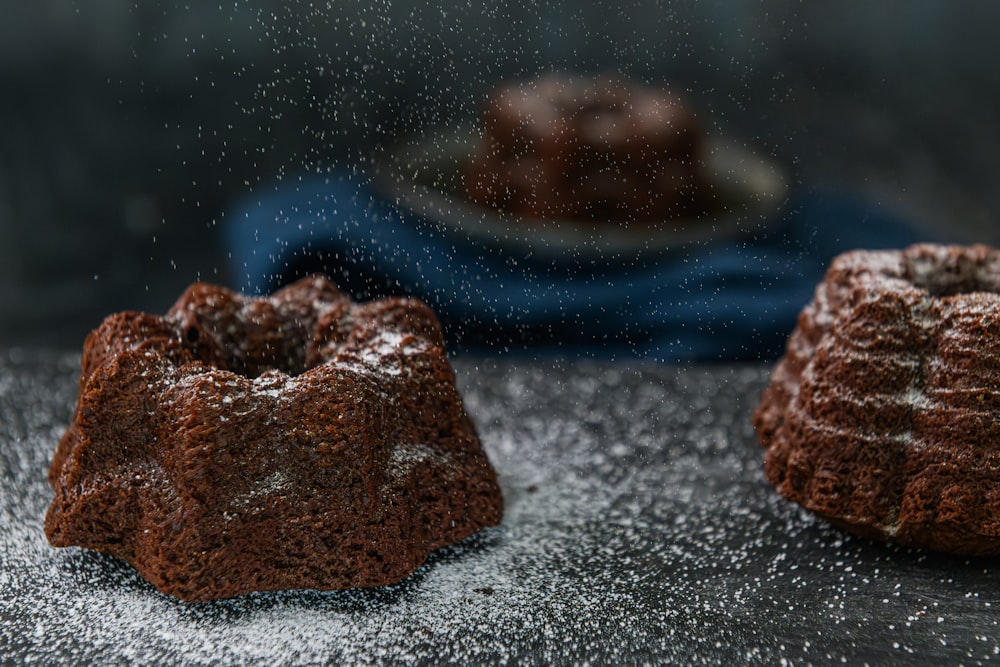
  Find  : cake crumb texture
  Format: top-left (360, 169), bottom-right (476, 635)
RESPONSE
top-left (44, 276), bottom-right (503, 601)
top-left (754, 243), bottom-right (1000, 555)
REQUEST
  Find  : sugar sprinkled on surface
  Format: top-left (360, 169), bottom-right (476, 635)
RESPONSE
top-left (4, 352), bottom-right (1000, 664)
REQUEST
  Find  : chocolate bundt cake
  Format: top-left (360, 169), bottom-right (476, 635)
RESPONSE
top-left (754, 244), bottom-right (1000, 555)
top-left (464, 73), bottom-right (707, 222)
top-left (45, 276), bottom-right (503, 602)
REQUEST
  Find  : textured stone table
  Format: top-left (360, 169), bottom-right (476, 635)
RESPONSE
top-left (2, 350), bottom-right (999, 664)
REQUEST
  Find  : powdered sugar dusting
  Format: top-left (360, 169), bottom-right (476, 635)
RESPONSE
top-left (4, 351), bottom-right (1000, 664)
top-left (251, 371), bottom-right (299, 399)
top-left (361, 331), bottom-right (428, 369)
top-left (332, 330), bottom-right (430, 379)
top-left (229, 471), bottom-right (290, 509)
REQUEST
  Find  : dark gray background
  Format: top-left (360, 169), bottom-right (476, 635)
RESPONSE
top-left (2, 1), bottom-right (998, 349)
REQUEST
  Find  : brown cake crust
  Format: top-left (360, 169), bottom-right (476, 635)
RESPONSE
top-left (464, 73), bottom-right (706, 222)
top-left (45, 276), bottom-right (504, 601)
top-left (754, 244), bottom-right (1000, 555)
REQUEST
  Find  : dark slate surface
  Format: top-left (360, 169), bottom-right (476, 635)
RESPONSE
top-left (3, 349), bottom-right (1000, 664)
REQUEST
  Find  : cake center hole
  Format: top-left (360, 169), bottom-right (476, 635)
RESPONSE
top-left (183, 320), bottom-right (308, 379)
top-left (905, 257), bottom-right (1000, 297)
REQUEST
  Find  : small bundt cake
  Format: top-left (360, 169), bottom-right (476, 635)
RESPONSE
top-left (464, 73), bottom-right (707, 222)
top-left (45, 276), bottom-right (503, 601)
top-left (754, 244), bottom-right (1000, 555)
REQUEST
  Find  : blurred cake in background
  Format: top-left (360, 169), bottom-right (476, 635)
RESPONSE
top-left (464, 73), bottom-right (709, 223)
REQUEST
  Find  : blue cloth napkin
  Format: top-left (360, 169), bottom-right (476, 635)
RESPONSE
top-left (224, 172), bottom-right (925, 362)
